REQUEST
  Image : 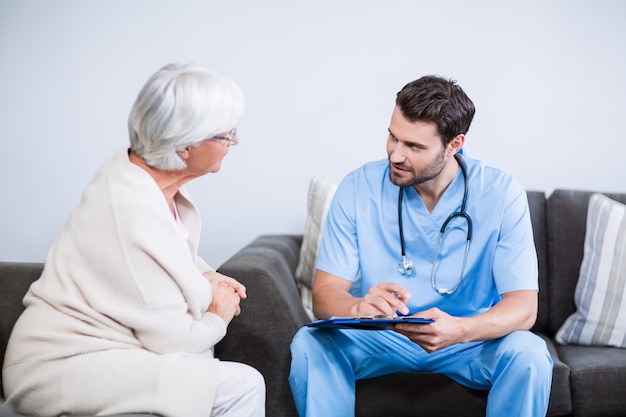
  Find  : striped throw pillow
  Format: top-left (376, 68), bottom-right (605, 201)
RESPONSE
top-left (556, 193), bottom-right (626, 348)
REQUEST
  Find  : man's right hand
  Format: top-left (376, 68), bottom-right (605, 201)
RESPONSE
top-left (356, 282), bottom-right (411, 317)
top-left (312, 269), bottom-right (411, 318)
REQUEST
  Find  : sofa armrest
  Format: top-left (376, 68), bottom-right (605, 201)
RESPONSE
top-left (1, 262), bottom-right (45, 400)
top-left (216, 235), bottom-right (306, 417)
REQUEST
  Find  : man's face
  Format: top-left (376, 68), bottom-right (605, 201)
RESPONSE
top-left (386, 107), bottom-right (447, 188)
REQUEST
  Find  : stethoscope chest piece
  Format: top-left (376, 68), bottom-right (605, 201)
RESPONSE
top-left (398, 255), bottom-right (414, 276)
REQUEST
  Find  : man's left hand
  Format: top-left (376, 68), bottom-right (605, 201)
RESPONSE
top-left (391, 307), bottom-right (466, 354)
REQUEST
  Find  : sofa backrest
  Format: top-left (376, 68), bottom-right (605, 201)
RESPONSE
top-left (546, 190), bottom-right (626, 335)
top-left (0, 262), bottom-right (43, 398)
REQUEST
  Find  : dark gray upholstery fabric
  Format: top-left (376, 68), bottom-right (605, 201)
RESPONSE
top-left (527, 191), bottom-right (549, 334)
top-left (557, 344), bottom-right (626, 417)
top-left (541, 335), bottom-right (573, 416)
top-left (356, 373), bottom-right (488, 417)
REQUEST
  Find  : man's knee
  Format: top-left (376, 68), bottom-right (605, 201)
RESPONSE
top-left (501, 331), bottom-right (553, 378)
top-left (290, 327), bottom-right (317, 353)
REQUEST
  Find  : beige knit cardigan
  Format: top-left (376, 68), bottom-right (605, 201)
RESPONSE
top-left (3, 149), bottom-right (226, 416)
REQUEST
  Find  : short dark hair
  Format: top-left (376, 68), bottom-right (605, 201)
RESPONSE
top-left (396, 75), bottom-right (475, 146)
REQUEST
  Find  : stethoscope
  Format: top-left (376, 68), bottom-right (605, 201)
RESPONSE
top-left (397, 154), bottom-right (473, 295)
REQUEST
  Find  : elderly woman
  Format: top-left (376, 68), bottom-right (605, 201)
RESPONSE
top-left (2, 64), bottom-right (264, 417)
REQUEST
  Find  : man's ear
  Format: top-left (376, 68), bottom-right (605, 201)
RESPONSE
top-left (448, 134), bottom-right (465, 156)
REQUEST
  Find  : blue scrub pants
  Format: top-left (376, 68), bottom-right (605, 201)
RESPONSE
top-left (289, 327), bottom-right (553, 417)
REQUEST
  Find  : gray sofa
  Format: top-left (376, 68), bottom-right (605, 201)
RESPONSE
top-left (1, 189), bottom-right (625, 416)
top-left (214, 189), bottom-right (626, 417)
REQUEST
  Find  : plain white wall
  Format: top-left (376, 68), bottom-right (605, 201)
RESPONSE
top-left (1, 0), bottom-right (625, 267)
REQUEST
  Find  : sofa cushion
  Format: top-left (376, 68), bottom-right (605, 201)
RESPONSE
top-left (294, 177), bottom-right (337, 319)
top-left (356, 373), bottom-right (488, 417)
top-left (555, 194), bottom-right (626, 348)
top-left (557, 343), bottom-right (626, 417)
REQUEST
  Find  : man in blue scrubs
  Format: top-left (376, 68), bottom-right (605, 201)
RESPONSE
top-left (289, 76), bottom-right (553, 417)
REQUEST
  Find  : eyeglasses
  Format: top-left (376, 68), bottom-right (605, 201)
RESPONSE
top-left (208, 128), bottom-right (238, 144)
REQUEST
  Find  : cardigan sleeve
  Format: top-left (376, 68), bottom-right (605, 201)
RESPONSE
top-left (108, 201), bottom-right (227, 354)
top-left (196, 256), bottom-right (215, 273)
top-left (127, 303), bottom-right (227, 354)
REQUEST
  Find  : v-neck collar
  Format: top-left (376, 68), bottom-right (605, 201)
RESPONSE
top-left (401, 168), bottom-right (465, 242)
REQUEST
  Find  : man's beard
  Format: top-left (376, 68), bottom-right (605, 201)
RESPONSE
top-left (388, 148), bottom-right (446, 188)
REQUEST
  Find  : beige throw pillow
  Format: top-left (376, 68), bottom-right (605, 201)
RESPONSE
top-left (295, 177), bottom-right (337, 320)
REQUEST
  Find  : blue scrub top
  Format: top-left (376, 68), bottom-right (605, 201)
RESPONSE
top-left (316, 155), bottom-right (538, 318)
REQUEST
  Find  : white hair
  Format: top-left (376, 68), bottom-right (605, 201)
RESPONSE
top-left (128, 63), bottom-right (244, 170)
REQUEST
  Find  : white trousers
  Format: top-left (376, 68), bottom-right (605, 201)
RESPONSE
top-left (211, 361), bottom-right (266, 417)
top-left (4, 348), bottom-right (265, 416)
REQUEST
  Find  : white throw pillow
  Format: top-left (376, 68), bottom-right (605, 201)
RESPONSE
top-left (555, 193), bottom-right (626, 348)
top-left (295, 177), bottom-right (337, 320)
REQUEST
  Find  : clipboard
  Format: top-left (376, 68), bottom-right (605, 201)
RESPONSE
top-left (305, 316), bottom-right (434, 330)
